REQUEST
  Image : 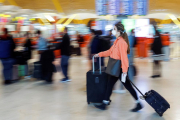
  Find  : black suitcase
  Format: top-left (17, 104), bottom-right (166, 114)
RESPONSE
top-left (87, 57), bottom-right (108, 104)
top-left (33, 61), bottom-right (42, 79)
top-left (128, 78), bottom-right (170, 116)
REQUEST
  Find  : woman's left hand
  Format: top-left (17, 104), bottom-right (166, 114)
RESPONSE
top-left (121, 73), bottom-right (127, 83)
top-left (123, 73), bottom-right (127, 76)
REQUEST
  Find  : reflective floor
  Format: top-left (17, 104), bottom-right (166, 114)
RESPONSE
top-left (0, 56), bottom-right (179, 120)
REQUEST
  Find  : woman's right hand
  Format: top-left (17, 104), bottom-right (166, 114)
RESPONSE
top-left (94, 54), bottom-right (99, 58)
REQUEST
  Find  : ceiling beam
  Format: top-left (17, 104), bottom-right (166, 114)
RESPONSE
top-left (52, 0), bottom-right (64, 13)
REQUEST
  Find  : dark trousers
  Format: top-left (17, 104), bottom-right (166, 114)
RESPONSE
top-left (104, 69), bottom-right (138, 101)
top-left (61, 55), bottom-right (70, 79)
top-left (43, 72), bottom-right (53, 82)
top-left (1, 58), bottom-right (14, 81)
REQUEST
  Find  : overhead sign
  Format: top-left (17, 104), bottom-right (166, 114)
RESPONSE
top-left (108, 0), bottom-right (120, 15)
top-left (120, 0), bottom-right (134, 15)
top-left (134, 0), bottom-right (148, 15)
top-left (96, 0), bottom-right (108, 15)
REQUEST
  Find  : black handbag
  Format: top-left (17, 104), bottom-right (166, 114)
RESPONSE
top-left (105, 57), bottom-right (121, 77)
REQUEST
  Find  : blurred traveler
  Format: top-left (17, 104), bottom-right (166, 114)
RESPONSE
top-left (24, 32), bottom-right (33, 79)
top-left (36, 30), bottom-right (48, 54)
top-left (113, 29), bottom-right (137, 94)
top-left (90, 30), bottom-right (101, 70)
top-left (40, 45), bottom-right (55, 84)
top-left (162, 32), bottom-right (170, 61)
top-left (94, 22), bottom-right (143, 112)
top-left (76, 32), bottom-right (84, 56)
top-left (0, 28), bottom-right (16, 85)
top-left (151, 27), bottom-right (163, 78)
top-left (56, 27), bottom-right (71, 83)
top-left (87, 29), bottom-right (96, 69)
top-left (36, 30), bottom-right (48, 80)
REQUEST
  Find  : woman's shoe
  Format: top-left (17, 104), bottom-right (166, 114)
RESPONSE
top-left (94, 103), bottom-right (107, 110)
top-left (151, 75), bottom-right (159, 78)
top-left (130, 103), bottom-right (143, 112)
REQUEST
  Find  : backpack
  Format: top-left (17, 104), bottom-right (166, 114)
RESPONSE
top-left (0, 40), bottom-right (11, 58)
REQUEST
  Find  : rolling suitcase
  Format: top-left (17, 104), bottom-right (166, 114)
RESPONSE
top-left (128, 78), bottom-right (170, 116)
top-left (12, 65), bottom-right (19, 80)
top-left (33, 61), bottom-right (42, 79)
top-left (86, 56), bottom-right (108, 104)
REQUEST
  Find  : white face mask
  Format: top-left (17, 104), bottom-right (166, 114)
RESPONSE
top-left (112, 29), bottom-right (116, 36)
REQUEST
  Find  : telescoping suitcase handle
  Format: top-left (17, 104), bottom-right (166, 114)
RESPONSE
top-left (92, 55), bottom-right (101, 74)
top-left (127, 77), bottom-right (146, 99)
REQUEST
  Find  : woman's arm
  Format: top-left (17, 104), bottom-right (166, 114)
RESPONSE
top-left (119, 41), bottom-right (129, 73)
top-left (98, 48), bottom-right (111, 57)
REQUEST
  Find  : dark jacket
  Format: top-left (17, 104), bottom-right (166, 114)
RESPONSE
top-left (57, 33), bottom-right (70, 56)
top-left (90, 35), bottom-right (100, 54)
top-left (40, 50), bottom-right (55, 74)
top-left (24, 38), bottom-right (32, 60)
top-left (151, 36), bottom-right (163, 55)
top-left (0, 35), bottom-right (15, 58)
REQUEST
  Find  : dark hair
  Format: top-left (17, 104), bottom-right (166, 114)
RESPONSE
top-left (115, 22), bottom-right (130, 54)
top-left (97, 30), bottom-right (103, 35)
top-left (64, 27), bottom-right (68, 31)
top-left (24, 32), bottom-right (30, 37)
top-left (3, 28), bottom-right (8, 34)
top-left (36, 30), bottom-right (41, 35)
top-left (91, 29), bottom-right (96, 35)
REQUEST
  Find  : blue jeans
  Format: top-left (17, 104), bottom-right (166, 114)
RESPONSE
top-left (61, 55), bottom-right (70, 79)
top-left (1, 58), bottom-right (14, 81)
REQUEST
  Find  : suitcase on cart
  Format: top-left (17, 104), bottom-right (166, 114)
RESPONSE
top-left (86, 56), bottom-right (108, 104)
top-left (128, 78), bottom-right (170, 116)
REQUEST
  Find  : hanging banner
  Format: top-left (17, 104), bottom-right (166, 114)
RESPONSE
top-left (96, 0), bottom-right (108, 15)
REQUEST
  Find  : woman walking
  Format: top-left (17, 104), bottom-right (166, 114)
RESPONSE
top-left (94, 22), bottom-right (143, 112)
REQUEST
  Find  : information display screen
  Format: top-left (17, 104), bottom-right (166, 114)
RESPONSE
top-left (135, 19), bottom-right (150, 37)
top-left (96, 0), bottom-right (108, 15)
top-left (120, 0), bottom-right (134, 15)
top-left (108, 0), bottom-right (120, 15)
top-left (122, 19), bottom-right (135, 33)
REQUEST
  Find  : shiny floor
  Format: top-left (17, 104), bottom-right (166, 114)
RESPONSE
top-left (0, 56), bottom-right (179, 120)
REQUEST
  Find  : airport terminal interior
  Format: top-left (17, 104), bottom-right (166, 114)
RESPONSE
top-left (0, 0), bottom-right (180, 120)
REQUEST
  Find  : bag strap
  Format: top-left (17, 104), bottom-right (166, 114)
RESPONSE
top-left (127, 77), bottom-right (145, 98)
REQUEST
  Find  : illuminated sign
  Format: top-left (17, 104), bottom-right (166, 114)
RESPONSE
top-left (96, 0), bottom-right (108, 15)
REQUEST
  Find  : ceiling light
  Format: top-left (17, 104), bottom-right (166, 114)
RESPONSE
top-left (44, 15), bottom-right (55, 22)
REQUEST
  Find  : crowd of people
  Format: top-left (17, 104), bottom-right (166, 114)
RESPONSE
top-left (0, 23), bottom-right (166, 91)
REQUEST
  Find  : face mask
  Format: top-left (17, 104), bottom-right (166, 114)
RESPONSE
top-left (112, 29), bottom-right (116, 36)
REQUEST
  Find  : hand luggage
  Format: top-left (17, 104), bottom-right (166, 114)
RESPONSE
top-left (86, 56), bottom-right (108, 104)
top-left (128, 78), bottom-right (170, 116)
top-left (33, 61), bottom-right (42, 79)
top-left (18, 65), bottom-right (26, 77)
top-left (12, 65), bottom-right (19, 80)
